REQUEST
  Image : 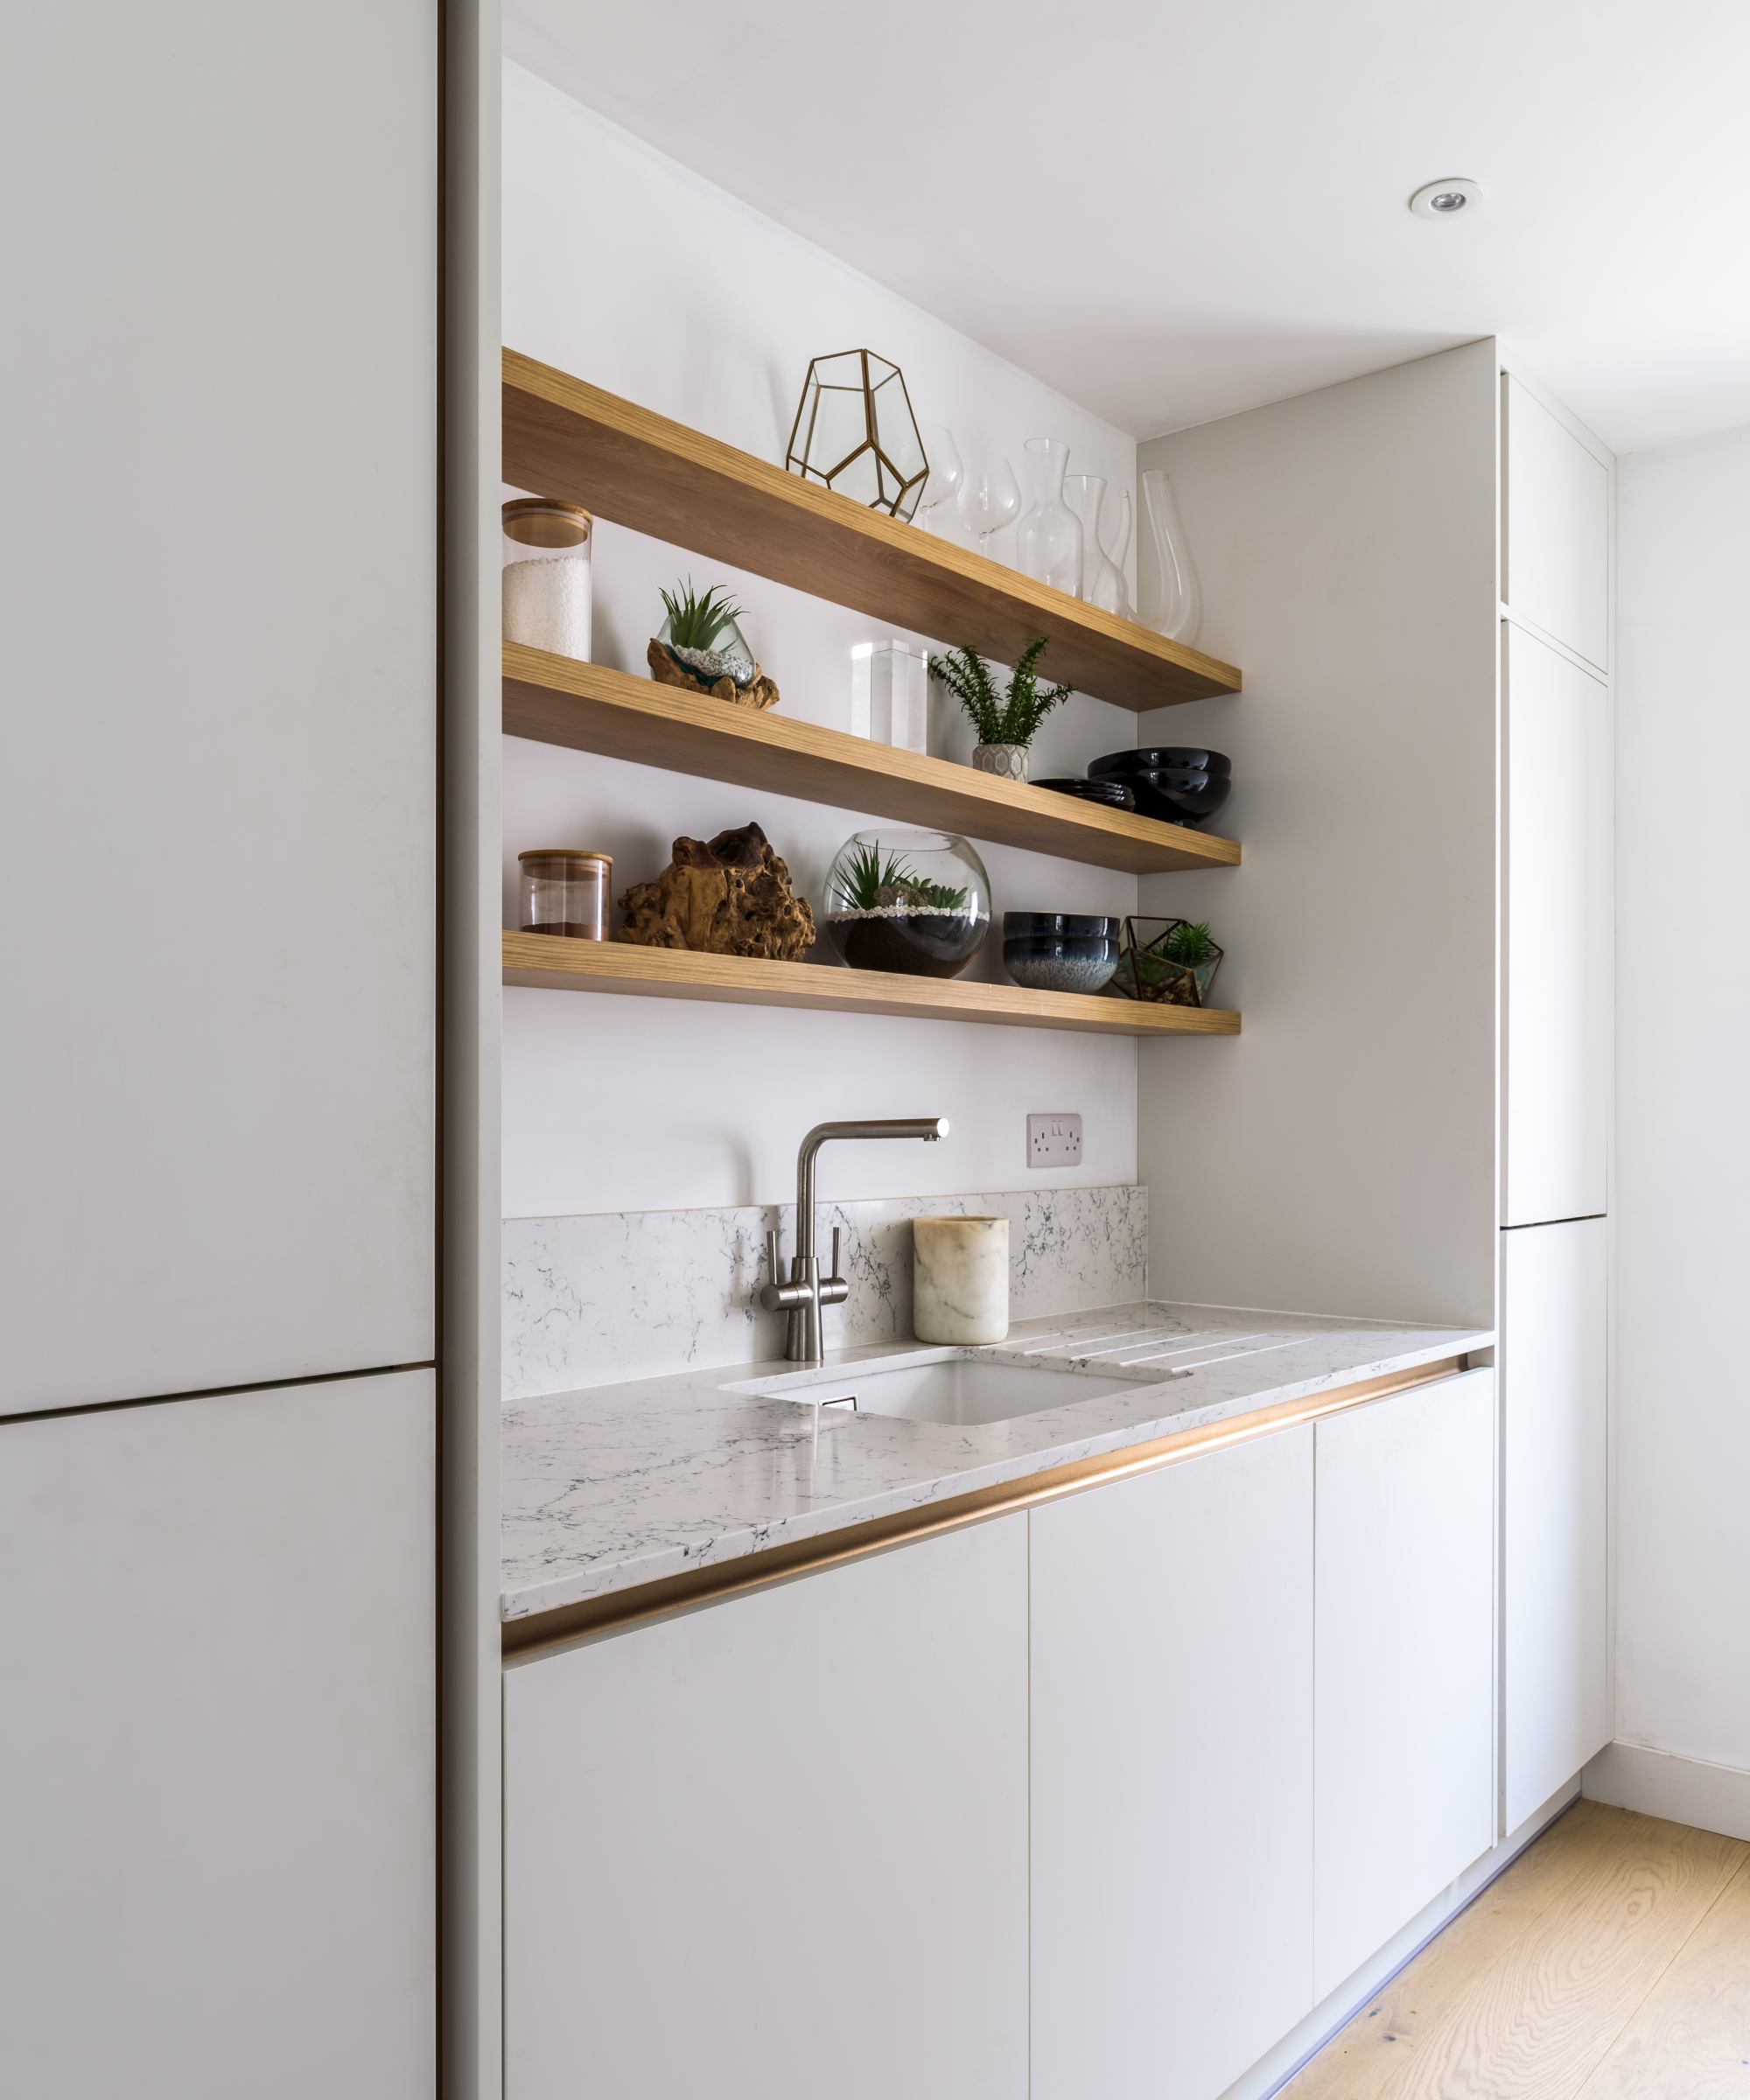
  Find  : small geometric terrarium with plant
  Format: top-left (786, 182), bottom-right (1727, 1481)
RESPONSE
top-left (822, 829), bottom-right (991, 978)
top-left (648, 578), bottom-right (780, 710)
top-left (1109, 916), bottom-right (1225, 1007)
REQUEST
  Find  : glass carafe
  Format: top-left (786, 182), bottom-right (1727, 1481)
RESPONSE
top-left (1064, 474), bottom-right (1131, 618)
top-left (1014, 438), bottom-right (1082, 596)
top-left (1140, 469), bottom-right (1201, 645)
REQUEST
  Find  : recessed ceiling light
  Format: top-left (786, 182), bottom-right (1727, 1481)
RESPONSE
top-left (1410, 178), bottom-right (1481, 220)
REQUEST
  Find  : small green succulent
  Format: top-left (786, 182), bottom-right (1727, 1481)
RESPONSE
top-left (659, 578), bottom-right (746, 653)
top-left (1158, 920), bottom-right (1218, 965)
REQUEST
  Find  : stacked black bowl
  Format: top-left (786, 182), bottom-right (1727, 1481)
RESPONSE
top-left (1086, 746), bottom-right (1231, 828)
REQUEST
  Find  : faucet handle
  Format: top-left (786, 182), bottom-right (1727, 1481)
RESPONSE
top-left (820, 1224), bottom-right (849, 1309)
top-left (758, 1227), bottom-right (812, 1313)
top-left (766, 1228), bottom-right (781, 1280)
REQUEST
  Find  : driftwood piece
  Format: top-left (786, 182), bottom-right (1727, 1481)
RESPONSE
top-left (618, 821), bottom-right (816, 960)
top-left (647, 637), bottom-right (781, 711)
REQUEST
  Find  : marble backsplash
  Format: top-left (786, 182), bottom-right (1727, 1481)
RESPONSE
top-left (503, 1184), bottom-right (1146, 1400)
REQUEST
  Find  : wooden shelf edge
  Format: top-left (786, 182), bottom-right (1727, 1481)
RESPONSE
top-left (501, 646), bottom-right (1240, 878)
top-left (502, 349), bottom-right (1242, 712)
top-left (500, 933), bottom-right (1241, 1038)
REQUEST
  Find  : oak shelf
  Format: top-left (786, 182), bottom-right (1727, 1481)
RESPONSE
top-left (503, 644), bottom-right (1241, 878)
top-left (503, 349), bottom-right (1242, 712)
top-left (502, 933), bottom-right (1242, 1039)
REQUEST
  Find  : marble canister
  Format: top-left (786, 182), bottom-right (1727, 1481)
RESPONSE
top-left (912, 1215), bottom-right (1009, 1345)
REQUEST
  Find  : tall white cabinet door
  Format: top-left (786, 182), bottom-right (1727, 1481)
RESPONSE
top-left (1502, 1218), bottom-right (1609, 1830)
top-left (505, 1518), bottom-right (1029, 2100)
top-left (1031, 1432), bottom-right (1315, 2100)
top-left (0, 1), bottom-right (438, 1413)
top-left (0, 1374), bottom-right (436, 2099)
top-left (1502, 374), bottom-right (1610, 671)
top-left (1314, 1372), bottom-right (1495, 2000)
top-left (1503, 622), bottom-right (1613, 1227)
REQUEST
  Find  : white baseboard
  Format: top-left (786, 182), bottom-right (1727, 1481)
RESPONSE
top-left (1216, 1778), bottom-right (1582, 2100)
top-left (1583, 1740), bottom-right (1750, 1843)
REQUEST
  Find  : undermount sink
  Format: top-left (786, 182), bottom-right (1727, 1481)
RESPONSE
top-left (738, 1355), bottom-right (1181, 1428)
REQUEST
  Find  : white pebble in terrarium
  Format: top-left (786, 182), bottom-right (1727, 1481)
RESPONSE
top-left (823, 829), bottom-right (990, 978)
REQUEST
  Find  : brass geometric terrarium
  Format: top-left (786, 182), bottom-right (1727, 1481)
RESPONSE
top-left (785, 349), bottom-right (929, 521)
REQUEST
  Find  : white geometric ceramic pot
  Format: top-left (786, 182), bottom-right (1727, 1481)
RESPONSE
top-left (972, 743), bottom-right (1029, 783)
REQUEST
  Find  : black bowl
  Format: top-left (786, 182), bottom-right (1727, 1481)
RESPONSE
top-left (1127, 770), bottom-right (1233, 826)
top-left (1003, 934), bottom-right (1122, 994)
top-left (1004, 913), bottom-right (1123, 940)
top-left (1088, 746), bottom-right (1231, 780)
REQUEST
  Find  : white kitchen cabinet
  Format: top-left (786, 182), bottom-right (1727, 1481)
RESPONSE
top-left (0, 1373), bottom-right (436, 2099)
top-left (504, 1516), bottom-right (1029, 2100)
top-left (1503, 621), bottom-right (1613, 1227)
top-left (1313, 1371), bottom-right (1495, 1999)
top-left (1502, 1219), bottom-right (1608, 1830)
top-left (1030, 1431), bottom-right (1315, 2100)
top-left (1502, 374), bottom-right (1611, 672)
top-left (0, 0), bottom-right (438, 1413)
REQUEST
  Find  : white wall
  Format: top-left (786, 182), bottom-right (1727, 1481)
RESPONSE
top-left (1613, 423), bottom-right (1750, 1774)
top-left (1131, 342), bottom-right (1501, 1326)
top-left (501, 60), bottom-right (1144, 1216)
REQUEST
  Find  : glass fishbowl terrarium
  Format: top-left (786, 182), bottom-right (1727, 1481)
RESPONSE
top-left (823, 829), bottom-right (990, 978)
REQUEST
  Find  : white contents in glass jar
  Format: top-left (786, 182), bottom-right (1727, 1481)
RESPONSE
top-left (503, 555), bottom-right (592, 660)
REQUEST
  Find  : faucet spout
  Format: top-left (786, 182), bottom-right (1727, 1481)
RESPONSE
top-left (761, 1116), bottom-right (949, 1362)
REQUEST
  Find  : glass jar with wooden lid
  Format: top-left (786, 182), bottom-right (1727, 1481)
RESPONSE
top-left (518, 849), bottom-right (612, 941)
top-left (502, 498), bottom-right (593, 661)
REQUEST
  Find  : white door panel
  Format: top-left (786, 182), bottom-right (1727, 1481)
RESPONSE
top-left (0, 1374), bottom-right (437, 2097)
top-left (1314, 1372), bottom-right (1495, 1999)
top-left (1502, 1219), bottom-right (1609, 1829)
top-left (1504, 623), bottom-right (1612, 1226)
top-left (1031, 1432), bottom-right (1315, 2100)
top-left (0, 0), bottom-right (438, 1410)
top-left (1502, 375), bottom-right (1610, 671)
top-left (506, 1518), bottom-right (1029, 2100)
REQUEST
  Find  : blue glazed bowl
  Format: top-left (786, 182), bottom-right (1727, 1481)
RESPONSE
top-left (1004, 913), bottom-right (1124, 942)
top-left (1002, 930), bottom-right (1122, 994)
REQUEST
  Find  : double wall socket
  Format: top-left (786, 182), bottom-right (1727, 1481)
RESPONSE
top-left (1027, 1113), bottom-right (1083, 1168)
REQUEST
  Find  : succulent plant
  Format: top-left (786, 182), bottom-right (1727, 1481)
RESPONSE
top-left (658, 578), bottom-right (747, 654)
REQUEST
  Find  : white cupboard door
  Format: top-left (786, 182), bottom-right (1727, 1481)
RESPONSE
top-left (1504, 621), bottom-right (1613, 1227)
top-left (1502, 374), bottom-right (1610, 671)
top-left (505, 1517), bottom-right (1029, 2100)
top-left (0, 1), bottom-right (437, 1413)
top-left (1503, 1218), bottom-right (1609, 1830)
top-left (0, 1375), bottom-right (436, 2099)
top-left (1031, 1431), bottom-right (1315, 2100)
top-left (1313, 1371), bottom-right (1494, 2000)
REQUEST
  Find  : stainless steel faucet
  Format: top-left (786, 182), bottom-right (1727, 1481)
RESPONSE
top-left (759, 1117), bottom-right (948, 1363)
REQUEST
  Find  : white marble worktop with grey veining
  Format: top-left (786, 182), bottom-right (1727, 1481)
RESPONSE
top-left (500, 1301), bottom-right (1494, 1622)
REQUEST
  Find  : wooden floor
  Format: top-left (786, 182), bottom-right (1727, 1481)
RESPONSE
top-left (1284, 1799), bottom-right (1750, 2099)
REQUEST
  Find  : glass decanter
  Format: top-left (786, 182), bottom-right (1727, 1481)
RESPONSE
top-left (1140, 468), bottom-right (1202, 645)
top-left (1064, 474), bottom-right (1131, 618)
top-left (1014, 438), bottom-right (1082, 596)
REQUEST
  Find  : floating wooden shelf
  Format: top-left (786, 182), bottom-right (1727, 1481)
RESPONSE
top-left (503, 645), bottom-right (1240, 878)
top-left (503, 349), bottom-right (1242, 713)
top-left (502, 934), bottom-right (1242, 1039)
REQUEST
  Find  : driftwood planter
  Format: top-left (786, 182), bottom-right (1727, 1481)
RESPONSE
top-left (1108, 916), bottom-right (1225, 1008)
top-left (617, 821), bottom-right (815, 959)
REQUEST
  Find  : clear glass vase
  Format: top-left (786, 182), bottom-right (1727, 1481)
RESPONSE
top-left (1064, 474), bottom-right (1131, 618)
top-left (1014, 438), bottom-right (1082, 596)
top-left (1140, 469), bottom-right (1201, 645)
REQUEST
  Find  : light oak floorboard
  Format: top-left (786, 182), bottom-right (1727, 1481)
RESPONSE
top-left (1284, 1799), bottom-right (1620, 2100)
top-left (1575, 1853), bottom-right (1750, 2099)
top-left (1284, 1802), bottom-right (1750, 2100)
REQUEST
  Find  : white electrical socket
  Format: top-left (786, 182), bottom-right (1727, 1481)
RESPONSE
top-left (1027, 1113), bottom-right (1083, 1168)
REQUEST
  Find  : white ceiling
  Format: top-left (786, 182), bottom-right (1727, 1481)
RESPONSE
top-left (505, 0), bottom-right (1750, 455)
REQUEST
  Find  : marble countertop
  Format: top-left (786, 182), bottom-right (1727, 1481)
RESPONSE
top-left (501, 1301), bottom-right (1493, 1623)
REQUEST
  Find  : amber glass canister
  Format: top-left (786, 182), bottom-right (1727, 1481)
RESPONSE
top-left (519, 850), bottom-right (612, 940)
